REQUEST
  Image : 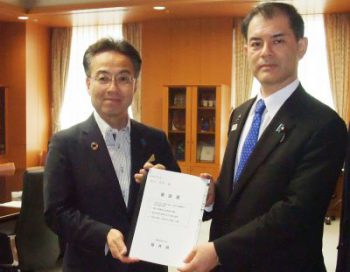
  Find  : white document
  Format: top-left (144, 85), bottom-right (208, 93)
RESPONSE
top-left (128, 168), bottom-right (209, 267)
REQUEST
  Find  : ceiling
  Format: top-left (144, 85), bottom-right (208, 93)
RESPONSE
top-left (0, 0), bottom-right (349, 27)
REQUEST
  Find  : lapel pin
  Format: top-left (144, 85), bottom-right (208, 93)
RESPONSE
top-left (140, 138), bottom-right (146, 147)
top-left (91, 142), bottom-right (99, 151)
top-left (280, 134), bottom-right (286, 143)
top-left (231, 114), bottom-right (241, 131)
top-left (276, 123), bottom-right (285, 133)
top-left (231, 124), bottom-right (238, 131)
top-left (275, 123), bottom-right (286, 143)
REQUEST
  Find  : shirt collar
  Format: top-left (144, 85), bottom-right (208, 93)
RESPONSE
top-left (255, 79), bottom-right (299, 117)
top-left (93, 111), bottom-right (131, 137)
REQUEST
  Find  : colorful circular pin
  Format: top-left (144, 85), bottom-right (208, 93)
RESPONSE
top-left (91, 142), bottom-right (99, 150)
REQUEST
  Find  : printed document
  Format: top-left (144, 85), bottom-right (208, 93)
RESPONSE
top-left (128, 168), bottom-right (209, 267)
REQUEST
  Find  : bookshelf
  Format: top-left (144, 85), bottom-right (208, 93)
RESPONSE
top-left (163, 85), bottom-right (230, 179)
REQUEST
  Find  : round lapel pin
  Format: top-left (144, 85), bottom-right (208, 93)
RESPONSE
top-left (91, 142), bottom-right (99, 150)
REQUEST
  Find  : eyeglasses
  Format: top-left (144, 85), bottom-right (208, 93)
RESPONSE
top-left (91, 72), bottom-right (135, 88)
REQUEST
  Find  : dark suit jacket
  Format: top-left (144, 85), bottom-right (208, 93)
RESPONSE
top-left (44, 115), bottom-right (180, 272)
top-left (208, 85), bottom-right (347, 272)
top-left (336, 126), bottom-right (350, 272)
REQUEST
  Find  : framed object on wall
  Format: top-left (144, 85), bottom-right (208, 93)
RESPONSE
top-left (0, 87), bottom-right (5, 155)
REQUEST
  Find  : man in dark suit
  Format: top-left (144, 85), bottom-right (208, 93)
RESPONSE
top-left (179, 3), bottom-right (347, 272)
top-left (44, 38), bottom-right (180, 272)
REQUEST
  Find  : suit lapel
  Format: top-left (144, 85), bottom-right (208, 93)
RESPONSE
top-left (228, 87), bottom-right (303, 204)
top-left (128, 120), bottom-right (152, 214)
top-left (220, 99), bottom-right (255, 198)
top-left (81, 115), bottom-right (126, 209)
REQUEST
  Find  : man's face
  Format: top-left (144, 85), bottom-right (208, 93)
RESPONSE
top-left (86, 51), bottom-right (136, 122)
top-left (245, 13), bottom-right (307, 96)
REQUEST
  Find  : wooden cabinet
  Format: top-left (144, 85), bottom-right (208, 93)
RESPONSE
top-left (0, 87), bottom-right (6, 155)
top-left (163, 85), bottom-right (230, 179)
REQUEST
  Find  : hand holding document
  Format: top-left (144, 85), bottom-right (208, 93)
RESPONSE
top-left (127, 168), bottom-right (209, 267)
top-left (134, 153), bottom-right (165, 184)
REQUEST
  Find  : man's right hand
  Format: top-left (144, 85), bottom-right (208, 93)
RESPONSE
top-left (107, 228), bottom-right (139, 263)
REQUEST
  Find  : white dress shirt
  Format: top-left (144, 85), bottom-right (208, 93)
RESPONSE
top-left (94, 111), bottom-right (131, 206)
top-left (234, 79), bottom-right (300, 174)
top-left (205, 79), bottom-right (300, 212)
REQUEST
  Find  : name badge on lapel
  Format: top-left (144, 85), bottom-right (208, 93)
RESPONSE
top-left (230, 114), bottom-right (241, 132)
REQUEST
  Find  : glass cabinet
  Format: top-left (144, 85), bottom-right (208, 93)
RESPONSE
top-left (163, 85), bottom-right (230, 179)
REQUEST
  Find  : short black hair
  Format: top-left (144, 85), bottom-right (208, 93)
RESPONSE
top-left (241, 2), bottom-right (304, 41)
top-left (83, 37), bottom-right (142, 78)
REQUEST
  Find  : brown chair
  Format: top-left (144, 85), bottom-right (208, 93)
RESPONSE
top-left (0, 167), bottom-right (61, 271)
top-left (325, 172), bottom-right (344, 225)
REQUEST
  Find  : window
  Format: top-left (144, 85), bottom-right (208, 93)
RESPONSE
top-left (251, 14), bottom-right (334, 109)
top-left (60, 25), bottom-right (123, 130)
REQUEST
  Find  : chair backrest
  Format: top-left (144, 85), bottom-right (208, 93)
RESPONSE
top-left (0, 232), bottom-right (13, 264)
top-left (15, 167), bottom-right (60, 270)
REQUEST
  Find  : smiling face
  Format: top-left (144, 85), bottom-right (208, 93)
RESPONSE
top-left (245, 13), bottom-right (307, 97)
top-left (86, 51), bottom-right (136, 129)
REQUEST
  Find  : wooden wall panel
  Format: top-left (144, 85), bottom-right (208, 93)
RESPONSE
top-left (0, 22), bottom-right (26, 168)
top-left (348, 68), bottom-right (350, 126)
top-left (0, 87), bottom-right (5, 155)
top-left (168, 19), bottom-right (201, 84)
top-left (141, 17), bottom-right (233, 129)
top-left (141, 20), bottom-right (171, 126)
top-left (0, 22), bottom-right (50, 168)
top-left (25, 23), bottom-right (50, 167)
top-left (199, 18), bottom-right (233, 85)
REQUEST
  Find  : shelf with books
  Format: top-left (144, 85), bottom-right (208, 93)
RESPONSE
top-left (162, 85), bottom-right (230, 179)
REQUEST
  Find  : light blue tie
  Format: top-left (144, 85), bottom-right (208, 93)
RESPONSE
top-left (234, 99), bottom-right (266, 183)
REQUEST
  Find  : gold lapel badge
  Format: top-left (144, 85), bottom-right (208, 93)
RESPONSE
top-left (91, 142), bottom-right (99, 151)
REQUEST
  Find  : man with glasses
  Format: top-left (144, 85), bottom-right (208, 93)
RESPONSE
top-left (44, 38), bottom-right (180, 272)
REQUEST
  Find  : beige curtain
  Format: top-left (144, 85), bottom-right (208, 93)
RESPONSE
top-left (51, 27), bottom-right (72, 133)
top-left (233, 18), bottom-right (254, 108)
top-left (123, 23), bottom-right (142, 121)
top-left (324, 14), bottom-right (350, 125)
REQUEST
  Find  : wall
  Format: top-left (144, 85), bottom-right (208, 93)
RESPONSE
top-left (0, 17), bottom-right (233, 169)
top-left (25, 23), bottom-right (50, 166)
top-left (0, 21), bottom-right (50, 168)
top-left (0, 22), bottom-right (26, 168)
top-left (141, 17), bottom-right (233, 128)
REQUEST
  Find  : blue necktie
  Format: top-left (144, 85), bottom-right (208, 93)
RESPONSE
top-left (234, 99), bottom-right (266, 183)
